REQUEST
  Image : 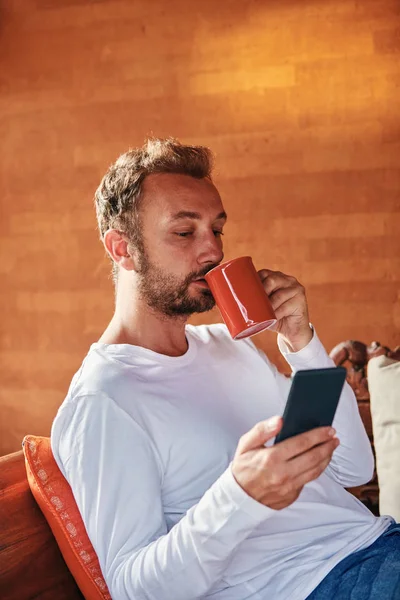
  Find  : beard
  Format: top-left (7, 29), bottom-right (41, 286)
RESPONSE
top-left (136, 249), bottom-right (218, 318)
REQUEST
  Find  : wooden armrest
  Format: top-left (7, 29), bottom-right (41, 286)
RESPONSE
top-left (329, 340), bottom-right (400, 401)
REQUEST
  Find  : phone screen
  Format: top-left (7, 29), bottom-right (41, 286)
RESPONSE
top-left (274, 366), bottom-right (347, 444)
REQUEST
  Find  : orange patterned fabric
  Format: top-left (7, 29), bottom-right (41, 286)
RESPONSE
top-left (23, 435), bottom-right (112, 600)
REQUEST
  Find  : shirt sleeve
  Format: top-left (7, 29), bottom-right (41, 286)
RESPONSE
top-left (276, 328), bottom-right (375, 487)
top-left (51, 393), bottom-right (276, 600)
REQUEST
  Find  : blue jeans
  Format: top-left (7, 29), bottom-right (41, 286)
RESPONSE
top-left (307, 522), bottom-right (400, 600)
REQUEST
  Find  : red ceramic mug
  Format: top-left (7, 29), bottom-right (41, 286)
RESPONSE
top-left (205, 256), bottom-right (277, 340)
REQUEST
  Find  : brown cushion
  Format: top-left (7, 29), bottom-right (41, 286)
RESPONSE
top-left (0, 450), bottom-right (84, 600)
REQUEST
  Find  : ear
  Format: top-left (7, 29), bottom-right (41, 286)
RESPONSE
top-left (103, 229), bottom-right (137, 272)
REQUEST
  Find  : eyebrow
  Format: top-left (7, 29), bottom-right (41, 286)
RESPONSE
top-left (169, 210), bottom-right (228, 222)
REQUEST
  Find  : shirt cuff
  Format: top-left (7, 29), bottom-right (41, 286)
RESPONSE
top-left (217, 464), bottom-right (277, 523)
top-left (277, 325), bottom-right (335, 371)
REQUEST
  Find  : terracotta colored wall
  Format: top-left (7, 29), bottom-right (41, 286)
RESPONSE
top-left (1, 0), bottom-right (399, 455)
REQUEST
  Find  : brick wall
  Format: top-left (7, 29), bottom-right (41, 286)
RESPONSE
top-left (1, 0), bottom-right (399, 454)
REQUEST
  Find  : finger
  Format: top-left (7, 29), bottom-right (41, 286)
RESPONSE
top-left (269, 286), bottom-right (299, 312)
top-left (274, 296), bottom-right (307, 321)
top-left (258, 268), bottom-right (275, 277)
top-left (287, 438), bottom-right (340, 478)
top-left (291, 440), bottom-right (339, 487)
top-left (258, 268), bottom-right (277, 281)
top-left (258, 270), bottom-right (295, 295)
top-left (276, 427), bottom-right (336, 460)
top-left (236, 416), bottom-right (283, 455)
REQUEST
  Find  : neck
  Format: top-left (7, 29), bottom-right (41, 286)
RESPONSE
top-left (98, 274), bottom-right (189, 357)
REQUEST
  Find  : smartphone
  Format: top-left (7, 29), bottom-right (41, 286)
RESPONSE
top-left (274, 366), bottom-right (347, 444)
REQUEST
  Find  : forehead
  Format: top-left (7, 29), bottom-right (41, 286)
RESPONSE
top-left (140, 173), bottom-right (225, 219)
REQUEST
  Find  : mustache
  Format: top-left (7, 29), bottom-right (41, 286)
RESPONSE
top-left (185, 263), bottom-right (220, 285)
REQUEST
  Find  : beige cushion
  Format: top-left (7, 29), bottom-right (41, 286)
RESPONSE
top-left (368, 355), bottom-right (400, 522)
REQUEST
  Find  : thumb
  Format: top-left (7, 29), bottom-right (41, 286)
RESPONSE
top-left (236, 416), bottom-right (282, 455)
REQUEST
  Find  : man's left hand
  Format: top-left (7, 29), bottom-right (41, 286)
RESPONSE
top-left (258, 269), bottom-right (313, 352)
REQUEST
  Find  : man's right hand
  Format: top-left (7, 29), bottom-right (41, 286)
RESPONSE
top-left (231, 416), bottom-right (340, 510)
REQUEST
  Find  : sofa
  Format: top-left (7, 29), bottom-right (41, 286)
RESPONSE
top-left (0, 447), bottom-right (84, 600)
top-left (1, 339), bottom-right (399, 600)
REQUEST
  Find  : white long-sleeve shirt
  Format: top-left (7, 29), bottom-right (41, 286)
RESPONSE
top-left (51, 324), bottom-right (391, 600)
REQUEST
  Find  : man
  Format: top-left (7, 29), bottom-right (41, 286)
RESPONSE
top-left (51, 138), bottom-right (399, 600)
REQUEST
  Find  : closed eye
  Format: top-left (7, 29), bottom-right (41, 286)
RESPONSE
top-left (175, 231), bottom-right (193, 237)
top-left (175, 231), bottom-right (224, 238)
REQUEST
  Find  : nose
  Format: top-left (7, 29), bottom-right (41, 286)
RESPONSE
top-left (196, 231), bottom-right (224, 267)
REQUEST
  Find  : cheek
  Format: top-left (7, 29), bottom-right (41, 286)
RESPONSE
top-left (152, 244), bottom-right (194, 279)
top-left (147, 232), bottom-right (201, 278)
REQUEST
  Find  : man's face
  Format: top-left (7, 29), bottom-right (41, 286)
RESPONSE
top-left (133, 173), bottom-right (226, 318)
